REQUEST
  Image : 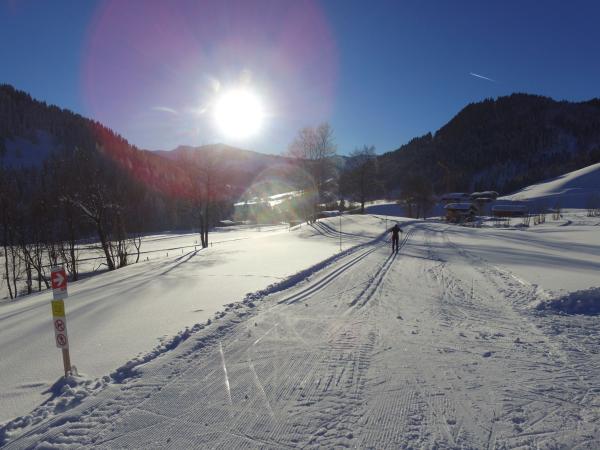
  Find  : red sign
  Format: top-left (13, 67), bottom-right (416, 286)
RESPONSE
top-left (50, 267), bottom-right (68, 300)
top-left (51, 268), bottom-right (67, 290)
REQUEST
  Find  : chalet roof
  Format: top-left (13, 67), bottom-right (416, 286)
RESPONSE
top-left (441, 192), bottom-right (470, 200)
top-left (471, 191), bottom-right (499, 199)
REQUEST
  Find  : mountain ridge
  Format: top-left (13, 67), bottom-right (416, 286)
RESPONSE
top-left (379, 93), bottom-right (600, 195)
top-left (2, 85), bottom-right (600, 200)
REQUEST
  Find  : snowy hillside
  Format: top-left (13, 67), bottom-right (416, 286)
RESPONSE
top-left (1, 212), bottom-right (599, 448)
top-left (500, 161), bottom-right (600, 208)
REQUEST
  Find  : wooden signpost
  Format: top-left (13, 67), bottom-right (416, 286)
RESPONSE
top-left (50, 266), bottom-right (72, 377)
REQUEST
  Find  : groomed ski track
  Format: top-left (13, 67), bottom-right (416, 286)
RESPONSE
top-left (4, 221), bottom-right (599, 449)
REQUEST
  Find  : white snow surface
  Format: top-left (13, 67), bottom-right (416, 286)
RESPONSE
top-left (500, 161), bottom-right (600, 208)
top-left (0, 220), bottom-right (382, 424)
top-left (1, 213), bottom-right (600, 448)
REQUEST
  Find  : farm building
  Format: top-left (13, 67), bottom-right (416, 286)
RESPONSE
top-left (444, 202), bottom-right (478, 222)
top-left (472, 196), bottom-right (494, 215)
top-left (492, 204), bottom-right (528, 218)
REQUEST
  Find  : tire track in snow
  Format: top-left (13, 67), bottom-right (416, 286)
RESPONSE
top-left (310, 220), bottom-right (370, 242)
top-left (291, 229), bottom-right (416, 447)
top-left (426, 224), bottom-right (599, 448)
top-left (348, 227), bottom-right (414, 310)
top-left (1, 225), bottom-right (406, 449)
top-left (13, 222), bottom-right (598, 448)
top-left (278, 240), bottom-right (386, 305)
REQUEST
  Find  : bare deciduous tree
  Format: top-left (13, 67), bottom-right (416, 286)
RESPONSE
top-left (341, 145), bottom-right (380, 213)
top-left (288, 122), bottom-right (337, 221)
top-left (183, 150), bottom-right (230, 248)
top-left (400, 175), bottom-right (434, 219)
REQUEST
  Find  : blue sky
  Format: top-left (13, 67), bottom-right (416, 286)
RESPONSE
top-left (1, 0), bottom-right (599, 155)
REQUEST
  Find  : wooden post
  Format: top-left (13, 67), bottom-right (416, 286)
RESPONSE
top-left (62, 348), bottom-right (72, 377)
top-left (339, 213), bottom-right (342, 252)
top-left (51, 267), bottom-right (72, 379)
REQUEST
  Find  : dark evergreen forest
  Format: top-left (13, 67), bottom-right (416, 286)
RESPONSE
top-left (379, 93), bottom-right (600, 196)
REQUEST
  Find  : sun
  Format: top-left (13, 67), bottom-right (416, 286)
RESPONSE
top-left (214, 89), bottom-right (265, 139)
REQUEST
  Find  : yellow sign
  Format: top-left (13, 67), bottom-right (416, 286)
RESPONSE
top-left (51, 300), bottom-right (65, 317)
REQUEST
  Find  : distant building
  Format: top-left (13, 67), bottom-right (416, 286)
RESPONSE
top-left (472, 197), bottom-right (494, 215)
top-left (445, 202), bottom-right (477, 222)
top-left (492, 204), bottom-right (528, 218)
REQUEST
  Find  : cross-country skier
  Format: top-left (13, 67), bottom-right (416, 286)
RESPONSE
top-left (388, 223), bottom-right (403, 253)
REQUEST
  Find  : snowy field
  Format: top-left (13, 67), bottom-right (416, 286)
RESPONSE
top-left (1, 210), bottom-right (599, 448)
top-left (0, 219), bottom-right (385, 425)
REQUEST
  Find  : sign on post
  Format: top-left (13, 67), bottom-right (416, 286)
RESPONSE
top-left (50, 266), bottom-right (72, 376)
top-left (51, 267), bottom-right (68, 300)
top-left (51, 300), bottom-right (69, 349)
top-left (51, 299), bottom-right (65, 317)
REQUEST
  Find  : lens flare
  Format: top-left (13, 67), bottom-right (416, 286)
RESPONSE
top-left (214, 89), bottom-right (264, 139)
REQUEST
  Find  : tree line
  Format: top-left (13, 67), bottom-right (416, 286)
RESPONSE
top-left (0, 86), bottom-right (239, 298)
top-left (0, 147), bottom-right (239, 298)
top-left (3, 85), bottom-right (600, 298)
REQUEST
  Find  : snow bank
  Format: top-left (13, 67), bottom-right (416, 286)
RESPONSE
top-left (0, 373), bottom-right (108, 445)
top-left (537, 287), bottom-right (600, 315)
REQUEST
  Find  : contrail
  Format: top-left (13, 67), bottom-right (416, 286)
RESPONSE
top-left (152, 106), bottom-right (178, 114)
top-left (469, 72), bottom-right (496, 82)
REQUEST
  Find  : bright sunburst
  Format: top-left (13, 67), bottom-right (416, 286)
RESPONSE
top-left (214, 89), bottom-right (264, 139)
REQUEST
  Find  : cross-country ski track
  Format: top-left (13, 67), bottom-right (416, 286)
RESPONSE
top-left (2, 218), bottom-right (600, 449)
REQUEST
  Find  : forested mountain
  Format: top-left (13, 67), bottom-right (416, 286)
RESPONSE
top-left (0, 84), bottom-right (197, 229)
top-left (155, 144), bottom-right (297, 200)
top-left (0, 85), bottom-right (298, 203)
top-left (3, 85), bottom-right (600, 243)
top-left (2, 85), bottom-right (600, 295)
top-left (379, 93), bottom-right (600, 195)
top-left (0, 85), bottom-right (272, 289)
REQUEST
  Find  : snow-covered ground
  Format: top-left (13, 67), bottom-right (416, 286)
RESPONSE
top-left (1, 210), bottom-right (599, 448)
top-left (0, 219), bottom-right (384, 425)
top-left (500, 161), bottom-right (600, 208)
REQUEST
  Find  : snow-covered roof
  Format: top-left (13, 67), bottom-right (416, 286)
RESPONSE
top-left (441, 192), bottom-right (470, 200)
top-left (268, 190), bottom-right (303, 200)
top-left (471, 191), bottom-right (499, 199)
top-left (234, 190), bottom-right (304, 208)
top-left (233, 200), bottom-right (260, 207)
top-left (319, 210), bottom-right (341, 217)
